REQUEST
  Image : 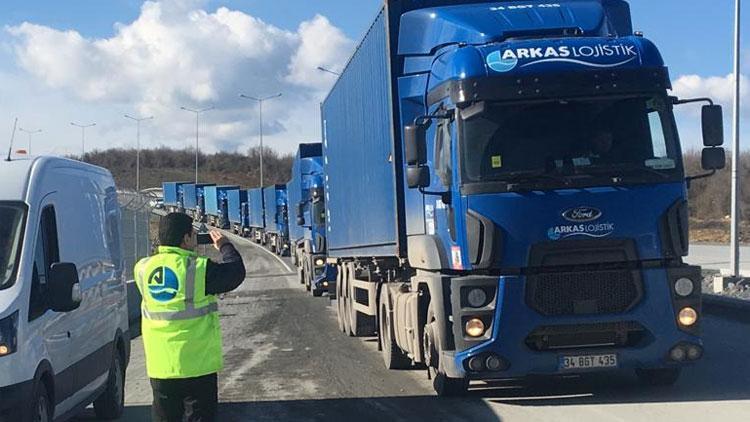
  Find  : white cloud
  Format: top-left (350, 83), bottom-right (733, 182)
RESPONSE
top-left (3, 1), bottom-right (353, 154)
top-left (671, 73), bottom-right (749, 111)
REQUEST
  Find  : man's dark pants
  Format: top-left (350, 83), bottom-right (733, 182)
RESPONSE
top-left (150, 373), bottom-right (218, 422)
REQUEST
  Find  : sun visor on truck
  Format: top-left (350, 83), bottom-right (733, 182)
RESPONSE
top-left (397, 0), bottom-right (632, 56)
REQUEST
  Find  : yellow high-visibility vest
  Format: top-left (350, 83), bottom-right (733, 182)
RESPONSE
top-left (135, 246), bottom-right (223, 379)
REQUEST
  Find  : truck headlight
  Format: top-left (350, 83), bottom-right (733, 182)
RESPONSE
top-left (0, 310), bottom-right (19, 357)
top-left (678, 307), bottom-right (698, 326)
top-left (465, 318), bottom-right (485, 337)
top-left (674, 278), bottom-right (695, 297)
top-left (315, 258), bottom-right (325, 267)
top-left (466, 288), bottom-right (488, 308)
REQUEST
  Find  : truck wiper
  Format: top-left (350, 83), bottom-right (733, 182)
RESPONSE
top-left (497, 170), bottom-right (574, 190)
top-left (580, 163), bottom-right (672, 180)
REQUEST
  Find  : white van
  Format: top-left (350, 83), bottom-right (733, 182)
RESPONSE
top-left (0, 157), bottom-right (129, 421)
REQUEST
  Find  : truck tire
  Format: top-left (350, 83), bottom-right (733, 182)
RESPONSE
top-left (93, 350), bottom-right (125, 419)
top-left (336, 267), bottom-right (346, 333)
top-left (635, 368), bottom-right (681, 386)
top-left (379, 295), bottom-right (411, 369)
top-left (424, 306), bottom-right (468, 397)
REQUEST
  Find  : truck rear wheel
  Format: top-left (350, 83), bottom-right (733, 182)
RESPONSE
top-left (379, 296), bottom-right (412, 369)
top-left (336, 267), bottom-right (346, 333)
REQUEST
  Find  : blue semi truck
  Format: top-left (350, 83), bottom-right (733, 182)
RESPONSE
top-left (162, 181), bottom-right (191, 213)
top-left (248, 187), bottom-right (265, 243)
top-left (263, 184), bottom-right (290, 256)
top-left (287, 143), bottom-right (334, 296)
top-left (227, 188), bottom-right (249, 234)
top-left (205, 185), bottom-right (239, 229)
top-left (322, 0), bottom-right (725, 396)
top-left (182, 183), bottom-right (214, 222)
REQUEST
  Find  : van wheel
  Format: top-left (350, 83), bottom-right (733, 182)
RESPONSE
top-left (30, 381), bottom-right (52, 422)
top-left (94, 351), bottom-right (125, 419)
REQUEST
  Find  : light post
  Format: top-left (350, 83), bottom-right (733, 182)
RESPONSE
top-left (316, 66), bottom-right (341, 77)
top-left (729, 0), bottom-right (742, 278)
top-left (18, 127), bottom-right (41, 155)
top-left (70, 122), bottom-right (96, 158)
top-left (239, 93), bottom-right (282, 187)
top-left (124, 114), bottom-right (154, 260)
top-left (180, 106), bottom-right (214, 184)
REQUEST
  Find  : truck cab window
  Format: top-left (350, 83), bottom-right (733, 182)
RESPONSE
top-left (29, 206), bottom-right (60, 321)
top-left (435, 119), bottom-right (453, 187)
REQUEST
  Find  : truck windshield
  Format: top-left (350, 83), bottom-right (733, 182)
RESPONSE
top-left (460, 95), bottom-right (683, 191)
top-left (0, 203), bottom-right (26, 290)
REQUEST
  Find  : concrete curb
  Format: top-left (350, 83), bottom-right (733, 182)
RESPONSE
top-left (702, 293), bottom-right (750, 322)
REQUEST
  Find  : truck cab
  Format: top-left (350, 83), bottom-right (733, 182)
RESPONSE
top-left (264, 184), bottom-right (290, 256)
top-left (402, 0), bottom-right (724, 393)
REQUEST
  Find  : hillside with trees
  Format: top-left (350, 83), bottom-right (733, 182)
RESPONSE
top-left (83, 146), bottom-right (293, 190)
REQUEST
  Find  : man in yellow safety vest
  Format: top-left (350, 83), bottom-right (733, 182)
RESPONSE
top-left (135, 213), bottom-right (246, 422)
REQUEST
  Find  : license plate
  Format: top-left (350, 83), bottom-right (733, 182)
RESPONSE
top-left (559, 353), bottom-right (618, 371)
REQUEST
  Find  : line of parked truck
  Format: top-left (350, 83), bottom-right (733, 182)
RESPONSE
top-left (160, 0), bottom-right (730, 397)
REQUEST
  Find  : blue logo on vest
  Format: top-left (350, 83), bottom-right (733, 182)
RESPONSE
top-left (147, 267), bottom-right (180, 302)
top-left (486, 51), bottom-right (518, 73)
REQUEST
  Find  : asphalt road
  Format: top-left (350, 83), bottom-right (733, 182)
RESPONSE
top-left (76, 236), bottom-right (750, 421)
top-left (687, 243), bottom-right (750, 274)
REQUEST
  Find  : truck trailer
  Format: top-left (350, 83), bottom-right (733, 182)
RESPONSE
top-left (205, 185), bottom-right (239, 229)
top-left (263, 184), bottom-right (290, 256)
top-left (162, 181), bottom-right (190, 213)
top-left (227, 188), bottom-right (249, 234)
top-left (182, 183), bottom-right (214, 222)
top-left (322, 0), bottom-right (725, 396)
top-left (248, 187), bottom-right (265, 243)
top-left (287, 143), bottom-right (334, 296)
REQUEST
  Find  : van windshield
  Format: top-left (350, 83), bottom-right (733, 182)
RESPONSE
top-left (0, 203), bottom-right (26, 290)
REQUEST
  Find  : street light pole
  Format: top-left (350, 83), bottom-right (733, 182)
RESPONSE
top-left (18, 127), bottom-right (41, 155)
top-left (239, 93), bottom-right (282, 187)
top-left (70, 122), bottom-right (96, 158)
top-left (180, 106), bottom-right (214, 184)
top-left (316, 66), bottom-right (341, 77)
top-left (124, 114), bottom-right (154, 261)
top-left (730, 0), bottom-right (742, 278)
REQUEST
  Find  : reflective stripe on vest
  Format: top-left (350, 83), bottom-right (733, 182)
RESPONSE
top-left (140, 257), bottom-right (215, 321)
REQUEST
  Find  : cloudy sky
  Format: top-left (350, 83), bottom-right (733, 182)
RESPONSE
top-left (0, 0), bottom-right (747, 156)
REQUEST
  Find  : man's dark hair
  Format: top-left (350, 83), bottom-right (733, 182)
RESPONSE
top-left (159, 213), bottom-right (194, 247)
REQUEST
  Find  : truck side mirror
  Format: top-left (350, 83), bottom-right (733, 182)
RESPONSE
top-left (407, 166), bottom-right (430, 189)
top-left (404, 123), bottom-right (428, 165)
top-left (702, 105), bottom-right (724, 146)
top-left (297, 217), bottom-right (305, 226)
top-left (702, 147), bottom-right (726, 171)
top-left (48, 263), bottom-right (82, 312)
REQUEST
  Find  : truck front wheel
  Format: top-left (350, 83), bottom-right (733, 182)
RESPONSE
top-left (379, 295), bottom-right (411, 369)
top-left (424, 306), bottom-right (468, 397)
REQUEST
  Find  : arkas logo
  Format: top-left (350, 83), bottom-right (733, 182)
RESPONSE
top-left (147, 267), bottom-right (180, 302)
top-left (486, 43), bottom-right (639, 73)
top-left (562, 206), bottom-right (602, 223)
top-left (547, 223), bottom-right (615, 241)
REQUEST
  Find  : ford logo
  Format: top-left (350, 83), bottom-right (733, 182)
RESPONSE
top-left (562, 206), bottom-right (602, 222)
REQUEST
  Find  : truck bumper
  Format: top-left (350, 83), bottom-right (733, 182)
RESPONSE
top-left (313, 264), bottom-right (337, 294)
top-left (446, 267), bottom-right (702, 380)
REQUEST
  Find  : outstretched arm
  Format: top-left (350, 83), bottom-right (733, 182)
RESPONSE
top-left (205, 231), bottom-right (246, 295)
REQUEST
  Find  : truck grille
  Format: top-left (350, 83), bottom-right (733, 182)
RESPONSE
top-left (525, 321), bottom-right (647, 351)
top-left (526, 269), bottom-right (642, 316)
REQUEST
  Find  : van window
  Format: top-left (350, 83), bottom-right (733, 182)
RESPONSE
top-left (0, 203), bottom-right (26, 290)
top-left (29, 206), bottom-right (60, 321)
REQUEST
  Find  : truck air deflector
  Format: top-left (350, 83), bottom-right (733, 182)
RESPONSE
top-left (427, 66), bottom-right (669, 107)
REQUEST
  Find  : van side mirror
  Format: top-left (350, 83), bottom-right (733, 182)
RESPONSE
top-left (48, 263), bottom-right (81, 312)
top-left (404, 123), bottom-right (428, 165)
top-left (407, 166), bottom-right (430, 189)
top-left (702, 105), bottom-right (724, 146)
top-left (702, 147), bottom-right (726, 171)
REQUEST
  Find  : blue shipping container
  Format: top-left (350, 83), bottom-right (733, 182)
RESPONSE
top-left (162, 181), bottom-right (191, 207)
top-left (322, 9), bottom-right (400, 258)
top-left (249, 188), bottom-right (265, 229)
top-left (205, 185), bottom-right (240, 217)
top-left (227, 189), bottom-right (248, 225)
